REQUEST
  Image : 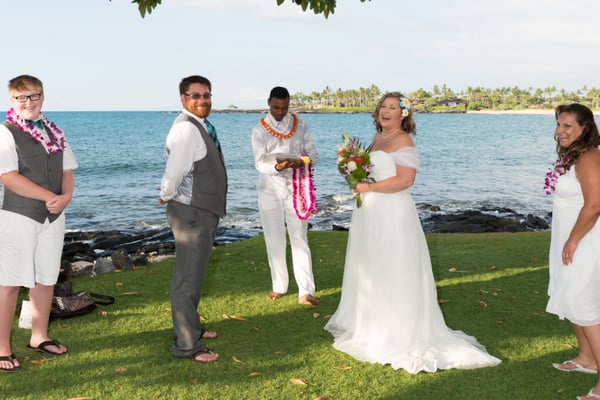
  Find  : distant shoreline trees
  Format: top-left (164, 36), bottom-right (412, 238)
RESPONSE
top-left (287, 84), bottom-right (600, 113)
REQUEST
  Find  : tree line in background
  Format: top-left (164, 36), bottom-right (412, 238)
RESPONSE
top-left (287, 84), bottom-right (600, 113)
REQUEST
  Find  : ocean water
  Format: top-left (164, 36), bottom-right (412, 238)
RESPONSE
top-left (35, 111), bottom-right (557, 235)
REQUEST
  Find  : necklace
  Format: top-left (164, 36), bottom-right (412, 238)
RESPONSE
top-left (292, 154), bottom-right (317, 220)
top-left (380, 128), bottom-right (401, 140)
top-left (260, 113), bottom-right (299, 139)
top-left (6, 108), bottom-right (66, 153)
top-left (544, 153), bottom-right (571, 195)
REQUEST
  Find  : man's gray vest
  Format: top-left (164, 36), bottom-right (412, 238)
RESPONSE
top-left (174, 113), bottom-right (227, 217)
top-left (1, 121), bottom-right (64, 223)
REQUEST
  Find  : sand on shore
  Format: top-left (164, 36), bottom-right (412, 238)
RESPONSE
top-left (468, 109), bottom-right (600, 116)
top-left (466, 109), bottom-right (555, 115)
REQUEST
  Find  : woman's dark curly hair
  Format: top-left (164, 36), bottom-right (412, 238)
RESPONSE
top-left (372, 92), bottom-right (416, 134)
top-left (555, 103), bottom-right (600, 170)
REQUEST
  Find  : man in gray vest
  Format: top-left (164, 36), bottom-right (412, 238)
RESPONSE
top-left (0, 75), bottom-right (77, 372)
top-left (159, 75), bottom-right (227, 363)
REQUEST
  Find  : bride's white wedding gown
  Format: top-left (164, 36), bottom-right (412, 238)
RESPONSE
top-left (324, 149), bottom-right (501, 373)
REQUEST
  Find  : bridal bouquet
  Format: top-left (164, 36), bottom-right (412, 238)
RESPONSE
top-left (336, 132), bottom-right (374, 207)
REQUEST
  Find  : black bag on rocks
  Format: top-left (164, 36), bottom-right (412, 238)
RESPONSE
top-left (50, 282), bottom-right (115, 319)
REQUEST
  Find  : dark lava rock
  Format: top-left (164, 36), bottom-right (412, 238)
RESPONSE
top-left (426, 210), bottom-right (527, 233)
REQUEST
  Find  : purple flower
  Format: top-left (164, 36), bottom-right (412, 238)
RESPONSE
top-left (544, 154), bottom-right (570, 195)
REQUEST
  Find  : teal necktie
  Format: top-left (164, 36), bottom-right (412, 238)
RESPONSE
top-left (205, 119), bottom-right (221, 152)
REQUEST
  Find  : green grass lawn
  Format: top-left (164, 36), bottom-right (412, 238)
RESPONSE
top-left (3, 231), bottom-right (595, 399)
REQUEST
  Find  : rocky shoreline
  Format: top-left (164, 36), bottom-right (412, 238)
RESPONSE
top-left (60, 205), bottom-right (550, 282)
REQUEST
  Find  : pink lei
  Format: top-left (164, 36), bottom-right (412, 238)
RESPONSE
top-left (292, 155), bottom-right (317, 220)
top-left (544, 153), bottom-right (570, 195)
top-left (6, 107), bottom-right (66, 153)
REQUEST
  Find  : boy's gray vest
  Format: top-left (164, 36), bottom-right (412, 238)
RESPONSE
top-left (174, 113), bottom-right (227, 217)
top-left (1, 121), bottom-right (64, 223)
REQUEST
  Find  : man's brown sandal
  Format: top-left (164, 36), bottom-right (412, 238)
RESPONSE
top-left (200, 328), bottom-right (218, 339)
top-left (191, 348), bottom-right (219, 363)
top-left (0, 354), bottom-right (21, 373)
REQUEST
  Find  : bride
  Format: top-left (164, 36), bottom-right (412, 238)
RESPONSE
top-left (324, 92), bottom-right (501, 373)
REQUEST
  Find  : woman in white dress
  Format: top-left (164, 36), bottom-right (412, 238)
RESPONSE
top-left (324, 92), bottom-right (501, 373)
top-left (544, 104), bottom-right (600, 400)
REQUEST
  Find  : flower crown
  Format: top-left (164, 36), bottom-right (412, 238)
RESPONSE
top-left (400, 97), bottom-right (411, 117)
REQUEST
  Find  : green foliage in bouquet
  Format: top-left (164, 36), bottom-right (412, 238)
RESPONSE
top-left (336, 132), bottom-right (374, 207)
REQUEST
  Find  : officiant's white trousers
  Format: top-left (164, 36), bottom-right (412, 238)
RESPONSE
top-left (258, 191), bottom-right (316, 298)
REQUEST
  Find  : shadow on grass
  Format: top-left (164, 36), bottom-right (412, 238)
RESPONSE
top-left (5, 231), bottom-right (591, 399)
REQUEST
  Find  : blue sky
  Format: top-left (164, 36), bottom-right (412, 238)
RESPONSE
top-left (1, 0), bottom-right (598, 111)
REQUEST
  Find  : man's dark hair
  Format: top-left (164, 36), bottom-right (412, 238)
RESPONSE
top-left (269, 86), bottom-right (290, 100)
top-left (179, 75), bottom-right (211, 94)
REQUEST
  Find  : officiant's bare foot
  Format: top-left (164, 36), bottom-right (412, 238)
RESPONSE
top-left (299, 294), bottom-right (320, 306)
top-left (268, 292), bottom-right (284, 301)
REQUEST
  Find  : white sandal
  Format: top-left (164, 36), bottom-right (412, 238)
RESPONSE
top-left (577, 388), bottom-right (600, 400)
top-left (552, 360), bottom-right (597, 374)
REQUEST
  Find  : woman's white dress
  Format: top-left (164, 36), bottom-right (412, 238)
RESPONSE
top-left (324, 149), bottom-right (501, 373)
top-left (546, 166), bottom-right (600, 326)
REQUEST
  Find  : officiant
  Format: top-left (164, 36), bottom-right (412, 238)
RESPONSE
top-left (251, 86), bottom-right (320, 306)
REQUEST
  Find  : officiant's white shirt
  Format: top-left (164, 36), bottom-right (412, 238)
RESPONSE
top-left (251, 112), bottom-right (318, 198)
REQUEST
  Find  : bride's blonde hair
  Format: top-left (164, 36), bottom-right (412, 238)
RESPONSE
top-left (372, 92), bottom-right (416, 134)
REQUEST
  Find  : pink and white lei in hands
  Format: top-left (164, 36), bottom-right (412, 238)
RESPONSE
top-left (292, 154), bottom-right (317, 220)
top-left (6, 107), bottom-right (66, 153)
